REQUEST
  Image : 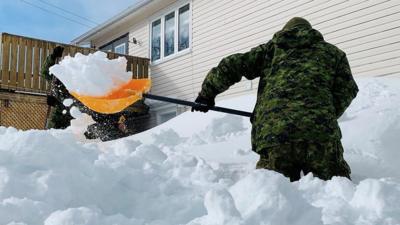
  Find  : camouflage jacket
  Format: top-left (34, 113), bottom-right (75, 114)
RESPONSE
top-left (41, 55), bottom-right (70, 103)
top-left (199, 21), bottom-right (358, 152)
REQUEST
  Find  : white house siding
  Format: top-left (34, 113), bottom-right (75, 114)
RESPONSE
top-left (128, 21), bottom-right (149, 58)
top-left (151, 53), bottom-right (195, 99)
top-left (88, 0), bottom-right (400, 124)
top-left (189, 0), bottom-right (400, 101)
top-left (95, 0), bottom-right (400, 103)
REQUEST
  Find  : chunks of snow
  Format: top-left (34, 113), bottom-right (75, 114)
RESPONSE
top-left (0, 77), bottom-right (399, 224)
top-left (69, 106), bottom-right (83, 119)
top-left (49, 52), bottom-right (132, 96)
top-left (62, 99), bottom-right (73, 107)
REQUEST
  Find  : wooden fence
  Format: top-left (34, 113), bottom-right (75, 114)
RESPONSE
top-left (0, 33), bottom-right (149, 94)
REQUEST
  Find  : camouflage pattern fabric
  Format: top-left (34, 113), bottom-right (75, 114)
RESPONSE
top-left (255, 141), bottom-right (351, 181)
top-left (42, 56), bottom-right (71, 103)
top-left (41, 55), bottom-right (55, 81)
top-left (198, 17), bottom-right (358, 180)
top-left (199, 18), bottom-right (358, 152)
top-left (46, 104), bottom-right (73, 129)
top-left (41, 55), bottom-right (73, 129)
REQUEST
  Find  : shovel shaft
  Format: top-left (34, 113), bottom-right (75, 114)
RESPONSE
top-left (143, 93), bottom-right (252, 117)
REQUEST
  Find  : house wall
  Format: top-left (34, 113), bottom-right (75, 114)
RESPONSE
top-left (126, 0), bottom-right (400, 103)
top-left (99, 33), bottom-right (129, 54)
top-left (189, 0), bottom-right (400, 98)
top-left (89, 0), bottom-right (400, 127)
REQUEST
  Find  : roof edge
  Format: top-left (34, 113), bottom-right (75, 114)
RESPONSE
top-left (71, 0), bottom-right (153, 45)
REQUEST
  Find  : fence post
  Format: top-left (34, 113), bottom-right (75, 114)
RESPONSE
top-left (40, 41), bottom-right (49, 91)
top-left (132, 57), bottom-right (138, 79)
top-left (25, 39), bottom-right (33, 90)
top-left (143, 59), bottom-right (149, 78)
top-left (9, 35), bottom-right (18, 89)
top-left (17, 37), bottom-right (26, 88)
top-left (32, 40), bottom-right (41, 90)
top-left (1, 34), bottom-right (10, 89)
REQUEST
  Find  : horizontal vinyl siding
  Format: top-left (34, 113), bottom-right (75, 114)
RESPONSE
top-left (150, 52), bottom-right (195, 100)
top-left (128, 21), bottom-right (149, 58)
top-left (93, 0), bottom-right (400, 111)
top-left (186, 0), bottom-right (400, 101)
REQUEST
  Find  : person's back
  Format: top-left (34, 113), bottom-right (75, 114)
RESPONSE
top-left (192, 17), bottom-right (358, 181)
top-left (252, 18), bottom-right (355, 149)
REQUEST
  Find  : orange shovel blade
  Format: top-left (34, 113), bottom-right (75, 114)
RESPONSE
top-left (71, 79), bottom-right (151, 114)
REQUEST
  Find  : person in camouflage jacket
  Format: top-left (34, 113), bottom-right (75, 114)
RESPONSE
top-left (192, 17), bottom-right (358, 181)
top-left (41, 46), bottom-right (74, 129)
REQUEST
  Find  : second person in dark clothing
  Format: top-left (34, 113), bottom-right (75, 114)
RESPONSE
top-left (41, 46), bottom-right (138, 141)
top-left (41, 45), bottom-right (74, 129)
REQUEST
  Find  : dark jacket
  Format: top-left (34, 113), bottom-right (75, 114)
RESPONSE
top-left (199, 18), bottom-right (358, 152)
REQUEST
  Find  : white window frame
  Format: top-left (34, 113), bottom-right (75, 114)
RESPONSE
top-left (114, 43), bottom-right (126, 55)
top-left (149, 1), bottom-right (192, 64)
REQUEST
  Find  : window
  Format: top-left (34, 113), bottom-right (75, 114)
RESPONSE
top-left (178, 4), bottom-right (190, 51)
top-left (114, 43), bottom-right (126, 54)
top-left (164, 12), bottom-right (175, 57)
top-left (99, 33), bottom-right (128, 54)
top-left (151, 19), bottom-right (161, 61)
top-left (150, 3), bottom-right (191, 62)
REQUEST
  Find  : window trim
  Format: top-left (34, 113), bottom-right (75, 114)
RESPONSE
top-left (99, 33), bottom-right (129, 54)
top-left (114, 43), bottom-right (126, 55)
top-left (149, 1), bottom-right (192, 64)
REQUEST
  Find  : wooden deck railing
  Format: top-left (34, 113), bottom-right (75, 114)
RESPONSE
top-left (0, 33), bottom-right (149, 94)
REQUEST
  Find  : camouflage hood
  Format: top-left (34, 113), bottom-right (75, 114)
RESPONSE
top-left (272, 17), bottom-right (324, 49)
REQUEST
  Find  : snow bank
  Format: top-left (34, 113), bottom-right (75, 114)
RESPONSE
top-left (0, 77), bottom-right (399, 225)
top-left (49, 52), bottom-right (132, 96)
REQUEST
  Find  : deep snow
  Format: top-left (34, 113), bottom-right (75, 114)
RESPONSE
top-left (0, 77), bottom-right (399, 225)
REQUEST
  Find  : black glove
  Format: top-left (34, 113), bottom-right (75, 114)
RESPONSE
top-left (47, 95), bottom-right (59, 106)
top-left (191, 94), bottom-right (215, 113)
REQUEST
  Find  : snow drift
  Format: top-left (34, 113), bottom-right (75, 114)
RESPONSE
top-left (0, 77), bottom-right (399, 225)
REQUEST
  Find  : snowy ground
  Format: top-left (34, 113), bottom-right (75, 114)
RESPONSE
top-left (0, 77), bottom-right (399, 225)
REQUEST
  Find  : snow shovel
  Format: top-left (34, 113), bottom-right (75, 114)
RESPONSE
top-left (71, 79), bottom-right (252, 117)
top-left (70, 79), bottom-right (151, 114)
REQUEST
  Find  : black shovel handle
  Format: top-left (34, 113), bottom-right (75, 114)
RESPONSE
top-left (143, 93), bottom-right (252, 117)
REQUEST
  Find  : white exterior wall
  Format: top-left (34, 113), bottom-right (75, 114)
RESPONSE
top-left (190, 0), bottom-right (400, 99)
top-left (143, 0), bottom-right (400, 106)
top-left (144, 0), bottom-right (196, 101)
top-left (90, 0), bottom-right (400, 116)
top-left (128, 21), bottom-right (149, 58)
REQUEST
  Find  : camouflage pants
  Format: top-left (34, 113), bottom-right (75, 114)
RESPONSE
top-left (256, 141), bottom-right (351, 181)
